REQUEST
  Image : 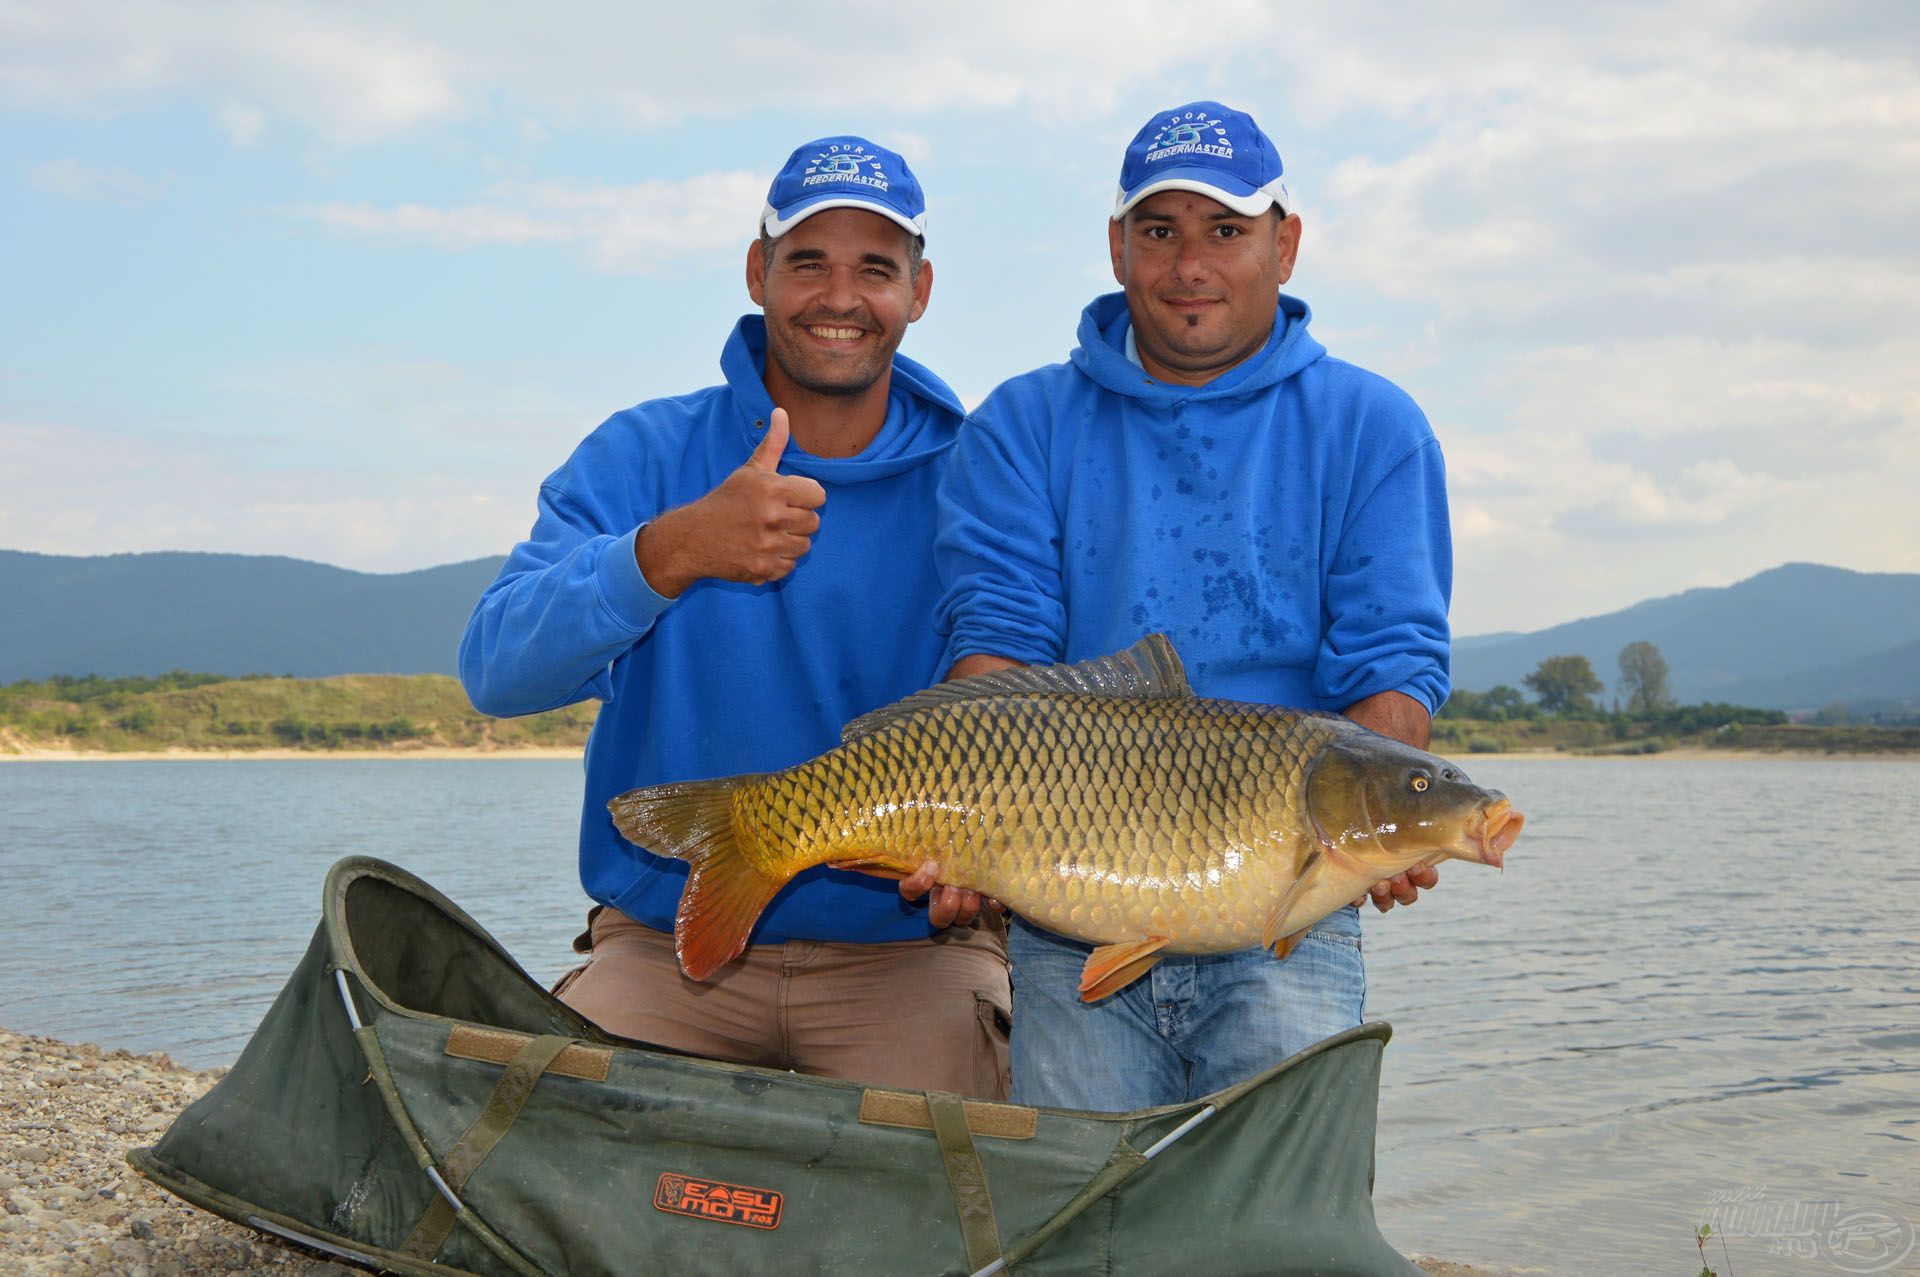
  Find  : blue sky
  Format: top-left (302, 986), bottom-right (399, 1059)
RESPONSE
top-left (3, 1), bottom-right (1917, 635)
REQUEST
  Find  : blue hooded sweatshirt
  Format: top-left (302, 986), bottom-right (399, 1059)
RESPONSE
top-left (460, 316), bottom-right (964, 944)
top-left (936, 292), bottom-right (1451, 711)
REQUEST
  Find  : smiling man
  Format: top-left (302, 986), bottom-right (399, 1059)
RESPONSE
top-left (935, 102), bottom-right (1454, 1109)
top-left (459, 137), bottom-right (1010, 1098)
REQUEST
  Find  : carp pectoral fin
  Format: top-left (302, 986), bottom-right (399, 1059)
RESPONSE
top-left (1078, 937), bottom-right (1172, 1003)
top-left (826, 857), bottom-right (912, 880)
top-left (1260, 867), bottom-right (1321, 952)
top-left (1271, 930), bottom-right (1307, 961)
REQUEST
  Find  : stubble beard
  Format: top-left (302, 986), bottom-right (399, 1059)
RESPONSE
top-left (769, 314), bottom-right (897, 399)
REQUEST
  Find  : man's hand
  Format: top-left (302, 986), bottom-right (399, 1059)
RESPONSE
top-left (635, 407), bottom-right (827, 597)
top-left (1354, 863), bottom-right (1439, 912)
top-left (898, 860), bottom-right (999, 929)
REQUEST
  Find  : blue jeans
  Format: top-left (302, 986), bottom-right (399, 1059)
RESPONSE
top-left (1007, 908), bottom-right (1366, 1110)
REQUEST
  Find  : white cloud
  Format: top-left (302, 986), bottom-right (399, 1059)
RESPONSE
top-left (0, 420), bottom-right (545, 570)
top-left (0, 0), bottom-right (1281, 143)
top-left (27, 158), bottom-right (172, 201)
top-left (301, 171), bottom-right (769, 273)
top-left (0, 1), bottom-right (464, 142)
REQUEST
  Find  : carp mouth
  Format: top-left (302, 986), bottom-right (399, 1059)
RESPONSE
top-left (1470, 797), bottom-right (1523, 869)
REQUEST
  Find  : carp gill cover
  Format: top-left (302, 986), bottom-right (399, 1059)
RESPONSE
top-left (610, 636), bottom-right (1524, 1001)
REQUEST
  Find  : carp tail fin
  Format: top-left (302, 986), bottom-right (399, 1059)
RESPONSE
top-left (607, 777), bottom-right (784, 981)
top-left (1078, 936), bottom-right (1172, 1003)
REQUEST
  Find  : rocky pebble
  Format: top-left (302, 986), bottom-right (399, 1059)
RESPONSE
top-left (1, 1028), bottom-right (318, 1276)
top-left (2, 1025), bottom-right (1502, 1276)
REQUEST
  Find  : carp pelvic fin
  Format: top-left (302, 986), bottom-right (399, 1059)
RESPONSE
top-left (1078, 936), bottom-right (1172, 1003)
top-left (841, 634), bottom-right (1193, 742)
top-left (607, 778), bottom-right (782, 982)
top-left (1271, 931), bottom-right (1307, 961)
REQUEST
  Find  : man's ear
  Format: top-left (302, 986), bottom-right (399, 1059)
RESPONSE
top-left (908, 258), bottom-right (933, 323)
top-left (746, 237), bottom-right (769, 306)
top-left (1273, 212), bottom-right (1302, 285)
top-left (1108, 217), bottom-right (1126, 285)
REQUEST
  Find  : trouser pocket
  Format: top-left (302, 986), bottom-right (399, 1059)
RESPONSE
top-left (975, 989), bottom-right (1013, 1101)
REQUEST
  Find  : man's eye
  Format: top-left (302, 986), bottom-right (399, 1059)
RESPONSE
top-left (1215, 225), bottom-right (1242, 239)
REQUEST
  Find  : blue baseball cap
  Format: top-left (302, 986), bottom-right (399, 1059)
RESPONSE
top-left (761, 136), bottom-right (928, 241)
top-left (1113, 101), bottom-right (1289, 220)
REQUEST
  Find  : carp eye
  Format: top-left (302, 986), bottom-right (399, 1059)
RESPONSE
top-left (1410, 774), bottom-right (1430, 793)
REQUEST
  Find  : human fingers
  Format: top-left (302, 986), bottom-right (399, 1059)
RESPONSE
top-left (928, 885), bottom-right (984, 929)
top-left (780, 474), bottom-right (827, 510)
top-left (898, 860), bottom-right (939, 903)
top-left (746, 407), bottom-right (790, 472)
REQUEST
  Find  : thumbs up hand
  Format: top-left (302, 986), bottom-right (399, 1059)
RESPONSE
top-left (635, 407), bottom-right (828, 596)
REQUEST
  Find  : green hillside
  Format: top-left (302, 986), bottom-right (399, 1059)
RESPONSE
top-left (4, 671), bottom-right (1914, 758)
top-left (0, 671), bottom-right (593, 753)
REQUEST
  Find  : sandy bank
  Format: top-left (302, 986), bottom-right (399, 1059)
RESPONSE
top-left (2, 1026), bottom-right (1504, 1276)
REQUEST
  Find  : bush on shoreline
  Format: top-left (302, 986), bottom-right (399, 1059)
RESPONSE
top-left (0, 671), bottom-right (594, 754)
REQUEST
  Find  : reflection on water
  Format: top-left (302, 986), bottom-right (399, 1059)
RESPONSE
top-left (2, 756), bottom-right (1915, 1275)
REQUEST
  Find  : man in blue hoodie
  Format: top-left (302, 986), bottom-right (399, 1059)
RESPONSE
top-left (460, 137), bottom-right (1010, 1098)
top-left (936, 102), bottom-right (1452, 1109)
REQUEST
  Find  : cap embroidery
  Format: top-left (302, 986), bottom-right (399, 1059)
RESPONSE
top-left (801, 144), bottom-right (890, 191)
top-left (1145, 111), bottom-right (1233, 164)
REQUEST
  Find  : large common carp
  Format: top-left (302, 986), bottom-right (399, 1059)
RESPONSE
top-left (610, 636), bottom-right (1523, 1001)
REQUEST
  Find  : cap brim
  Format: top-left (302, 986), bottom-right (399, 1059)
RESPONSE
top-left (762, 195), bottom-right (926, 240)
top-left (1113, 172), bottom-right (1288, 219)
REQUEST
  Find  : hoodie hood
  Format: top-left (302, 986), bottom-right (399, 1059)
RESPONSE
top-left (718, 315), bottom-right (963, 484)
top-left (1069, 291), bottom-right (1325, 405)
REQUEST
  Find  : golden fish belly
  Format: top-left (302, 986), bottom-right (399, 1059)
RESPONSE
top-left (737, 693), bottom-right (1346, 952)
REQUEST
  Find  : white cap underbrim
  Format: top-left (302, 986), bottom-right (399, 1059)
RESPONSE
top-left (761, 197), bottom-right (927, 240)
top-left (1112, 176), bottom-right (1289, 220)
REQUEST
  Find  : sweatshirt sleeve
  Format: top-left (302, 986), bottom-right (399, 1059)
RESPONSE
top-left (457, 478), bottom-right (674, 717)
top-left (934, 389), bottom-right (1069, 670)
top-left (1315, 434), bottom-right (1454, 714)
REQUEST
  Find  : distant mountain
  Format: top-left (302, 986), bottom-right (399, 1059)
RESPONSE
top-left (1452, 563), bottom-right (1920, 712)
top-left (0, 550), bottom-right (506, 682)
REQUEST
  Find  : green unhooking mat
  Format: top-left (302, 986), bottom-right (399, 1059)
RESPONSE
top-left (129, 856), bottom-right (1423, 1276)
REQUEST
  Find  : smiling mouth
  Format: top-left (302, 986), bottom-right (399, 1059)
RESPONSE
top-left (805, 324), bottom-right (866, 341)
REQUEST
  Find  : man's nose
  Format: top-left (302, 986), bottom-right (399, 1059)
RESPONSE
top-left (824, 265), bottom-right (860, 311)
top-left (1171, 239), bottom-right (1209, 284)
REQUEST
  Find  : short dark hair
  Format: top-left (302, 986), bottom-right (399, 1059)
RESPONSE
top-left (758, 227), bottom-right (924, 281)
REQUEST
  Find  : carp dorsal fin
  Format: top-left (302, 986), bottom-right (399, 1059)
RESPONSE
top-left (841, 634), bottom-right (1192, 742)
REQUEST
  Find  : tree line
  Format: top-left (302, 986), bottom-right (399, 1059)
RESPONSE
top-left (1442, 641), bottom-right (1788, 728)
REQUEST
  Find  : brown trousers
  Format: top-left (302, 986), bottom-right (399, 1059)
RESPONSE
top-left (554, 906), bottom-right (1012, 1100)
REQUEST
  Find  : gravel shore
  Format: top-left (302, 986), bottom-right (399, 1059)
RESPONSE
top-left (3, 1026), bottom-right (1501, 1276)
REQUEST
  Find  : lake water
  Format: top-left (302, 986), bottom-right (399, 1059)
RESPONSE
top-left (2, 756), bottom-right (1915, 1276)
